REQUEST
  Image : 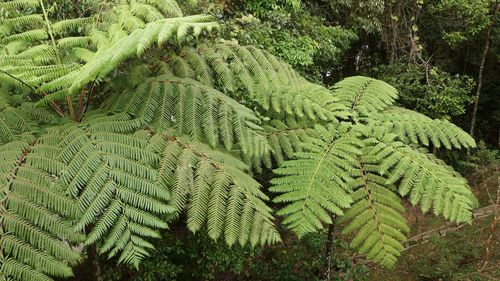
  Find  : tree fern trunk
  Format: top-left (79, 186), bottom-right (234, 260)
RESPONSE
top-left (88, 245), bottom-right (104, 281)
top-left (324, 215), bottom-right (337, 281)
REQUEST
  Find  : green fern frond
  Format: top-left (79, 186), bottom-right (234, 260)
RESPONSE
top-left (140, 0), bottom-right (183, 17)
top-left (0, 14), bottom-right (44, 33)
top-left (131, 3), bottom-right (165, 22)
top-left (36, 16), bottom-right (217, 101)
top-left (254, 83), bottom-right (350, 122)
top-left (165, 44), bottom-right (306, 97)
top-left (338, 160), bottom-right (409, 268)
top-left (1, 40), bottom-right (30, 55)
top-left (51, 17), bottom-right (94, 35)
top-left (1, 0), bottom-right (216, 100)
top-left (0, 139), bottom-right (83, 281)
top-left (260, 120), bottom-right (323, 168)
top-left (106, 76), bottom-right (269, 158)
top-left (161, 44), bottom-right (350, 122)
top-left (332, 76), bottom-right (398, 117)
top-left (148, 134), bottom-right (280, 246)
top-left (4, 64), bottom-right (75, 80)
top-left (56, 36), bottom-right (90, 49)
top-left (368, 107), bottom-right (476, 149)
top-left (0, 0), bottom-right (39, 10)
top-left (48, 123), bottom-right (173, 268)
top-left (0, 103), bottom-right (59, 145)
top-left (2, 29), bottom-right (48, 44)
top-left (270, 125), bottom-right (363, 237)
top-left (361, 130), bottom-right (475, 223)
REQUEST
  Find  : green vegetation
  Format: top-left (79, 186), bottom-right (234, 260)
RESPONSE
top-left (1, 0), bottom-right (499, 280)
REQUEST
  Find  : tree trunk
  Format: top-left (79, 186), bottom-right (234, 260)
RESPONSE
top-left (469, 4), bottom-right (500, 140)
top-left (87, 245), bottom-right (104, 281)
top-left (324, 215), bottom-right (337, 281)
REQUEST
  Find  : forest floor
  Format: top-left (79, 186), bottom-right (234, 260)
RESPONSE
top-left (368, 165), bottom-right (500, 281)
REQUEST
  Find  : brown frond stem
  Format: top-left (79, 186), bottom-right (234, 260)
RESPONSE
top-left (67, 96), bottom-right (75, 120)
top-left (76, 87), bottom-right (87, 121)
top-left (43, 93), bottom-right (65, 117)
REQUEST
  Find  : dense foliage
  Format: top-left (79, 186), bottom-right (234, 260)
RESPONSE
top-left (371, 62), bottom-right (475, 119)
top-left (1, 0), bottom-right (498, 280)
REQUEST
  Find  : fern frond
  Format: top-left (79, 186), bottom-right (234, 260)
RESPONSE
top-left (0, 103), bottom-right (59, 145)
top-left (0, 0), bottom-right (39, 10)
top-left (140, 0), bottom-right (183, 17)
top-left (0, 139), bottom-right (83, 281)
top-left (51, 17), bottom-right (94, 35)
top-left (149, 134), bottom-right (280, 246)
top-left (332, 76), bottom-right (398, 117)
top-left (361, 130), bottom-right (475, 223)
top-left (254, 83), bottom-right (350, 122)
top-left (131, 3), bottom-right (165, 22)
top-left (260, 120), bottom-right (323, 168)
top-left (2, 29), bottom-right (48, 44)
top-left (166, 44), bottom-right (307, 97)
top-left (338, 160), bottom-right (409, 268)
top-left (56, 36), bottom-right (90, 49)
top-left (36, 16), bottom-right (217, 101)
top-left (270, 125), bottom-right (362, 237)
top-left (48, 123), bottom-right (173, 268)
top-left (105, 76), bottom-right (269, 158)
top-left (368, 107), bottom-right (476, 149)
top-left (161, 44), bottom-right (350, 122)
top-left (1, 1), bottom-right (216, 99)
top-left (0, 14), bottom-right (44, 33)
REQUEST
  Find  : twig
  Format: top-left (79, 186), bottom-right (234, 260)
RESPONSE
top-left (83, 82), bottom-right (95, 116)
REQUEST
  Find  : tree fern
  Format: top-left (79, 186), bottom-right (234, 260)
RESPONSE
top-left (0, 0), bottom-right (480, 275)
top-left (270, 76), bottom-right (476, 268)
top-left (121, 43), bottom-right (476, 267)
